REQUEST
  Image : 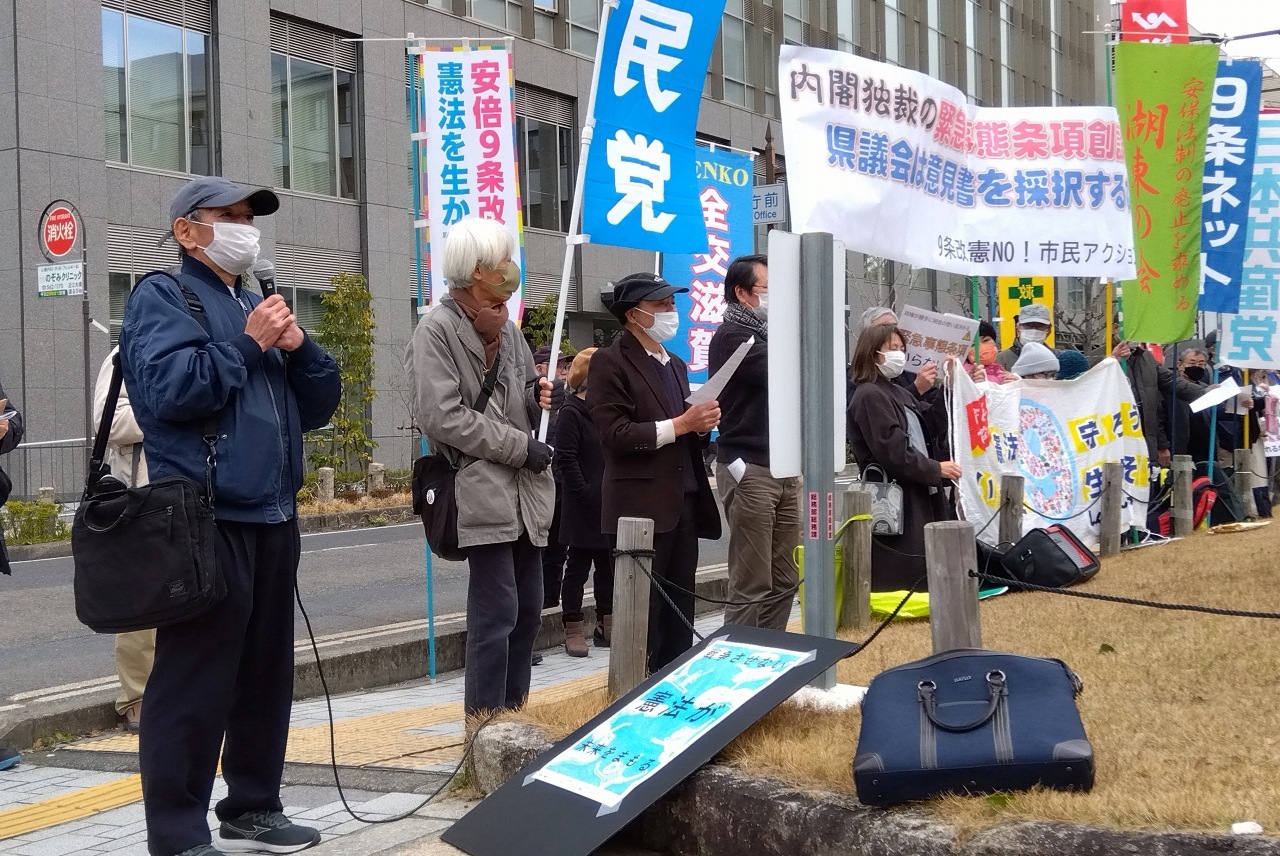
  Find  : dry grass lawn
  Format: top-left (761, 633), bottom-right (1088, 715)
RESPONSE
top-left (297, 491), bottom-right (412, 515)
top-left (513, 524), bottom-right (1280, 835)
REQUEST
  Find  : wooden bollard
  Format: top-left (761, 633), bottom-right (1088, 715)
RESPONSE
top-left (1099, 461), bottom-right (1123, 557)
top-left (924, 521), bottom-right (981, 653)
top-left (1234, 449), bottom-right (1254, 519)
top-left (317, 467), bottom-right (335, 502)
top-left (838, 489), bottom-right (872, 631)
top-left (1171, 454), bottom-right (1194, 536)
top-left (998, 475), bottom-right (1024, 546)
top-left (608, 517), bottom-right (653, 698)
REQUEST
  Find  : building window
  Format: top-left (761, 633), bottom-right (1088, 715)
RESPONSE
top-left (515, 85), bottom-right (577, 232)
top-left (472, 0), bottom-right (522, 32)
top-left (101, 2), bottom-right (212, 174)
top-left (276, 245), bottom-right (365, 329)
top-left (722, 3), bottom-right (752, 107)
top-left (568, 0), bottom-right (599, 57)
top-left (107, 225), bottom-right (181, 344)
top-left (270, 16), bottom-right (360, 200)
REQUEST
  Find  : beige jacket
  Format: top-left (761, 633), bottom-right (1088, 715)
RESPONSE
top-left (93, 348), bottom-right (149, 486)
top-left (404, 297), bottom-right (553, 548)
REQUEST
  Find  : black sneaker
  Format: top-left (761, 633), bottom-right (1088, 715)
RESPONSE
top-left (174, 846), bottom-right (219, 856)
top-left (532, 651), bottom-right (544, 666)
top-left (217, 810), bottom-right (320, 853)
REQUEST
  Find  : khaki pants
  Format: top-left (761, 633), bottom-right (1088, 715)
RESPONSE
top-left (716, 462), bottom-right (801, 630)
top-left (115, 629), bottom-right (155, 713)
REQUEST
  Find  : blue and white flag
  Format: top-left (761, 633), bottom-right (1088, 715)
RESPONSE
top-left (1199, 58), bottom-right (1262, 314)
top-left (582, 0), bottom-right (727, 254)
top-left (664, 145), bottom-right (755, 382)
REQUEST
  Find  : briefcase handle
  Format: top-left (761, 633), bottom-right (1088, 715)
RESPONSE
top-left (80, 487), bottom-right (153, 534)
top-left (917, 670), bottom-right (1007, 733)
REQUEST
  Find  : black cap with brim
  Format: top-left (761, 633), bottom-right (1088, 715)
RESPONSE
top-left (169, 176), bottom-right (280, 225)
top-left (608, 272), bottom-right (688, 320)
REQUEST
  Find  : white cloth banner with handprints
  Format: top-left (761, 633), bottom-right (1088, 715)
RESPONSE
top-left (949, 359), bottom-right (1149, 550)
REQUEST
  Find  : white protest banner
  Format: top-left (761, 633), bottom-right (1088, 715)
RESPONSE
top-left (419, 48), bottom-right (524, 314)
top-left (778, 45), bottom-right (1137, 279)
top-left (1218, 115), bottom-right (1280, 370)
top-left (896, 305), bottom-right (979, 373)
top-left (950, 359), bottom-right (1149, 550)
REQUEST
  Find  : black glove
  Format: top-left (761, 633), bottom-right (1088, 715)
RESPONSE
top-left (524, 438), bottom-right (554, 473)
top-left (548, 377), bottom-right (567, 411)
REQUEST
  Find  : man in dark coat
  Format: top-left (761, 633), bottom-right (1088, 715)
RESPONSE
top-left (709, 254), bottom-right (799, 630)
top-left (0, 375), bottom-right (23, 577)
top-left (1111, 341), bottom-right (1205, 467)
top-left (588, 272), bottom-right (721, 673)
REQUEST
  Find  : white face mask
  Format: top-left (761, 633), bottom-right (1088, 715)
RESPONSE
top-left (751, 291), bottom-right (769, 321)
top-left (877, 349), bottom-right (907, 379)
top-left (1020, 327), bottom-right (1049, 345)
top-left (199, 222), bottom-right (261, 276)
top-left (636, 309), bottom-right (680, 343)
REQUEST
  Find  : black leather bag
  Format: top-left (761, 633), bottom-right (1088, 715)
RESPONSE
top-left (999, 525), bottom-right (1100, 588)
top-left (71, 279), bottom-right (226, 633)
top-left (413, 354), bottom-right (503, 562)
top-left (854, 648), bottom-right (1094, 806)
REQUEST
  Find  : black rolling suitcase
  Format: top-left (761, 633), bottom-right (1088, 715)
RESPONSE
top-left (854, 649), bottom-right (1094, 806)
top-left (998, 524), bottom-right (1100, 588)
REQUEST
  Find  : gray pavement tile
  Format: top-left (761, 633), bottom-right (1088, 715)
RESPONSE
top-left (353, 793), bottom-right (431, 817)
top-left (7, 834), bottom-right (112, 856)
top-left (97, 819), bottom-right (148, 840)
top-left (96, 842), bottom-right (149, 856)
top-left (85, 804), bottom-right (147, 827)
top-left (4, 822), bottom-right (91, 843)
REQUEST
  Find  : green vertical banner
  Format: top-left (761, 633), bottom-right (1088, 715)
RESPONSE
top-left (1114, 42), bottom-right (1218, 343)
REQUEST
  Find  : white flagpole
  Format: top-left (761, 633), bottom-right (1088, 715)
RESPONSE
top-left (539, 0), bottom-right (619, 443)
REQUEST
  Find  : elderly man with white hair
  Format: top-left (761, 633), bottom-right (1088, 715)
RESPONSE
top-left (404, 217), bottom-right (561, 716)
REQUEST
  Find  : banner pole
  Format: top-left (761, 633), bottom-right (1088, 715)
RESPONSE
top-left (408, 42), bottom-right (437, 680)
top-left (1208, 316), bottom-right (1223, 482)
top-left (538, 0), bottom-right (618, 443)
top-left (970, 275), bottom-right (980, 365)
top-left (1104, 278), bottom-right (1113, 357)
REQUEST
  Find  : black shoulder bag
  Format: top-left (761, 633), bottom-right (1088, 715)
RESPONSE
top-left (71, 278), bottom-right (225, 633)
top-left (412, 354), bottom-right (503, 561)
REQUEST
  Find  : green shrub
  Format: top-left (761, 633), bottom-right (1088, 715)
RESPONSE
top-left (3, 500), bottom-right (70, 545)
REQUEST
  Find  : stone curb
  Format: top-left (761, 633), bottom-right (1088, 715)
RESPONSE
top-left (0, 572), bottom-right (728, 751)
top-left (5, 505), bottom-right (418, 561)
top-left (470, 722), bottom-right (1280, 856)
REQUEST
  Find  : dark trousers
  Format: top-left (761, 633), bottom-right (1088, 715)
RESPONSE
top-left (464, 534), bottom-right (543, 715)
top-left (561, 547), bottom-right (614, 623)
top-left (542, 494), bottom-right (568, 608)
top-left (641, 496), bottom-right (699, 674)
top-left (141, 521), bottom-right (300, 856)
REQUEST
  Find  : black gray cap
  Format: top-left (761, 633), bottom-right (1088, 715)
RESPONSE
top-left (169, 176), bottom-right (280, 224)
top-left (607, 272), bottom-right (688, 320)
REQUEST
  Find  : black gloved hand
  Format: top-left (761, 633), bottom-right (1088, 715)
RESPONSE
top-left (548, 377), bottom-right (567, 412)
top-left (524, 438), bottom-right (554, 473)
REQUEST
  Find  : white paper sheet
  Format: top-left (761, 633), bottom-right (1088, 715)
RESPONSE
top-left (1190, 377), bottom-right (1241, 413)
top-left (687, 336), bottom-right (754, 406)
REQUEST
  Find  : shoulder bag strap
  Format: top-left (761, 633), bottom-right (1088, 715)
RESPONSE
top-left (473, 353), bottom-right (503, 414)
top-left (86, 354), bottom-right (124, 490)
top-left (154, 273), bottom-right (220, 500)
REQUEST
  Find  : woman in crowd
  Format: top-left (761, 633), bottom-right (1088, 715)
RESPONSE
top-left (404, 217), bottom-right (559, 716)
top-left (848, 324), bottom-right (959, 592)
top-left (553, 347), bottom-right (614, 656)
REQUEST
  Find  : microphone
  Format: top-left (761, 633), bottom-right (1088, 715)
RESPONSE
top-left (252, 259), bottom-right (277, 299)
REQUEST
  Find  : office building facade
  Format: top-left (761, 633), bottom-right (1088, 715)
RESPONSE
top-left (0, 0), bottom-right (1108, 485)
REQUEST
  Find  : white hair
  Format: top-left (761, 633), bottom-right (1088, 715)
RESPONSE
top-left (859, 306), bottom-right (897, 331)
top-left (441, 218), bottom-right (514, 288)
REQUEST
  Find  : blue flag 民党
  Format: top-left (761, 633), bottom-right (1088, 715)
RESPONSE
top-left (1199, 58), bottom-right (1262, 314)
top-left (582, 0), bottom-right (728, 254)
top-left (664, 145), bottom-right (755, 384)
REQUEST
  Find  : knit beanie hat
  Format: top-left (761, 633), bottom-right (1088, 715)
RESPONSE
top-left (1012, 342), bottom-right (1059, 377)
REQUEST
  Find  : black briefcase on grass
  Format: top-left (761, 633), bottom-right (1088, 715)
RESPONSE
top-left (998, 525), bottom-right (1100, 588)
top-left (853, 649), bottom-right (1094, 807)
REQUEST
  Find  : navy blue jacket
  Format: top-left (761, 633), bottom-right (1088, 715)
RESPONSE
top-left (118, 257), bottom-right (341, 523)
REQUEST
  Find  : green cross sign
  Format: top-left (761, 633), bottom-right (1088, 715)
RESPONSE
top-left (1007, 277), bottom-right (1043, 306)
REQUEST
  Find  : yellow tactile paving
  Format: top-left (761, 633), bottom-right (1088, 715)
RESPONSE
top-left (0, 774), bottom-right (142, 840)
top-left (5, 670), bottom-right (608, 840)
top-left (70, 672), bottom-right (609, 771)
